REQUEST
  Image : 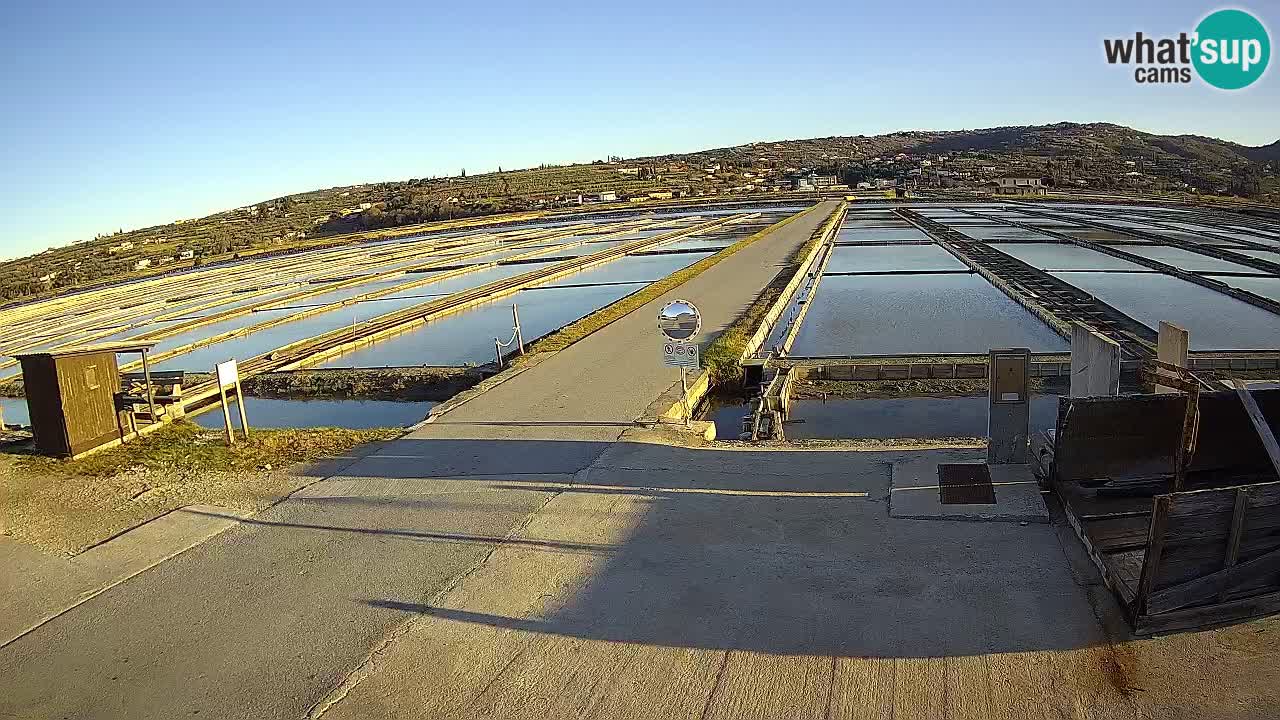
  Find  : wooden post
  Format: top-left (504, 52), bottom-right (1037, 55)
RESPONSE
top-left (1156, 321), bottom-right (1189, 394)
top-left (1220, 488), bottom-right (1250, 602)
top-left (1173, 387), bottom-right (1199, 492)
top-left (1134, 495), bottom-right (1172, 618)
top-left (233, 377), bottom-right (250, 439)
top-left (494, 338), bottom-right (504, 369)
top-left (140, 349), bottom-right (158, 422)
top-left (219, 387), bottom-right (235, 446)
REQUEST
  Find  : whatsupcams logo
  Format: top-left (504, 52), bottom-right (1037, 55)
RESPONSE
top-left (1104, 8), bottom-right (1270, 89)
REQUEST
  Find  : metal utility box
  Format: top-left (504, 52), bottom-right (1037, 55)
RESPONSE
top-left (14, 342), bottom-right (155, 457)
top-left (988, 348), bottom-right (1031, 464)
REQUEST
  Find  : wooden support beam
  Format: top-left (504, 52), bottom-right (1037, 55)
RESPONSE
top-left (1147, 543), bottom-right (1280, 615)
top-left (1232, 379), bottom-right (1280, 479)
top-left (1134, 495), bottom-right (1172, 617)
top-left (1220, 488), bottom-right (1250, 603)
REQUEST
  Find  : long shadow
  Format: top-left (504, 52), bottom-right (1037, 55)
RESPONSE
top-left (182, 507), bottom-right (614, 555)
top-left (309, 435), bottom-right (1114, 658)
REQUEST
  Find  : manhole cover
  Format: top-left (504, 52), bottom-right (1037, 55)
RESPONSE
top-left (938, 464), bottom-right (996, 505)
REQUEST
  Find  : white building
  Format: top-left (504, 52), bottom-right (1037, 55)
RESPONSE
top-left (995, 177), bottom-right (1047, 196)
top-left (133, 259), bottom-right (152, 271)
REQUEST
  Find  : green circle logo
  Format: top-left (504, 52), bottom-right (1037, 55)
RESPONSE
top-left (1193, 9), bottom-right (1270, 89)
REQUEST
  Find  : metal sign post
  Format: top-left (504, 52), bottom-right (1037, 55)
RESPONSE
top-left (214, 359), bottom-right (250, 446)
top-left (680, 367), bottom-right (690, 427)
top-left (658, 300), bottom-right (702, 428)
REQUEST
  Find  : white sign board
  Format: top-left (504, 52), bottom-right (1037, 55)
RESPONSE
top-left (215, 359), bottom-right (239, 389)
top-left (657, 299), bottom-right (701, 342)
top-left (662, 341), bottom-right (700, 369)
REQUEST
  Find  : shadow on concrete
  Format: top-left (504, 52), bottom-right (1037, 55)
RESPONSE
top-left (185, 508), bottom-right (613, 555)
top-left (306, 435), bottom-right (1113, 658)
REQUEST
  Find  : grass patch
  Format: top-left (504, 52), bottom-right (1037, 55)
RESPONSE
top-left (518, 204), bottom-right (827, 361)
top-left (14, 422), bottom-right (399, 478)
top-left (187, 367), bottom-right (482, 401)
top-left (701, 203), bottom-right (844, 384)
top-left (3, 421), bottom-right (401, 554)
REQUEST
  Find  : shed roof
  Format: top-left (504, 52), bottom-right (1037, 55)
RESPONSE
top-left (13, 341), bottom-right (157, 360)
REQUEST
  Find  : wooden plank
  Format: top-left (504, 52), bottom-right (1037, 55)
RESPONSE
top-left (1101, 551), bottom-right (1145, 602)
top-left (1154, 531), bottom-right (1280, 590)
top-left (1145, 544), bottom-right (1280, 614)
top-left (1164, 479), bottom-right (1280, 518)
top-left (1158, 504), bottom-right (1280, 545)
top-left (1220, 488), bottom-right (1250, 602)
top-left (1058, 486), bottom-right (1139, 607)
top-left (1137, 587), bottom-right (1280, 636)
top-left (1082, 515), bottom-right (1155, 552)
top-left (1232, 379), bottom-right (1280, 480)
top-left (1133, 496), bottom-right (1172, 615)
top-left (1055, 390), bottom-right (1280, 484)
top-left (1173, 387), bottom-right (1199, 492)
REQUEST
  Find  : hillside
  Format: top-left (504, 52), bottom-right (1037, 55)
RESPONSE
top-left (3, 121), bottom-right (1276, 306)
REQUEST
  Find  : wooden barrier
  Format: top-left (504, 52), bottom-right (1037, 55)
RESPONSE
top-left (1048, 388), bottom-right (1280, 633)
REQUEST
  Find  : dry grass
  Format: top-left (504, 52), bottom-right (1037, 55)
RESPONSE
top-left (1, 422), bottom-right (399, 554)
top-left (792, 376), bottom-right (1069, 399)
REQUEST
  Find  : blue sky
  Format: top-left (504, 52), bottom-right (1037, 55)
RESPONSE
top-left (2, 0), bottom-right (1276, 257)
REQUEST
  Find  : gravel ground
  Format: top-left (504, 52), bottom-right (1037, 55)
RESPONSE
top-left (1, 455), bottom-right (308, 556)
top-left (0, 425), bottom-right (397, 556)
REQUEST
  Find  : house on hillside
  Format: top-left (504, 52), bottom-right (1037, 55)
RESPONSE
top-left (994, 177), bottom-right (1047, 196)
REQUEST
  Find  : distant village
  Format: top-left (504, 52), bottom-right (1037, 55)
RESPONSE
top-left (5, 123), bottom-right (1274, 304)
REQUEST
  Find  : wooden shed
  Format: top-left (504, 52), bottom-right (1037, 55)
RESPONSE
top-left (14, 342), bottom-right (157, 458)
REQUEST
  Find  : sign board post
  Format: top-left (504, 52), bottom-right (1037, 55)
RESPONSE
top-left (214, 359), bottom-right (250, 446)
top-left (658, 300), bottom-right (702, 427)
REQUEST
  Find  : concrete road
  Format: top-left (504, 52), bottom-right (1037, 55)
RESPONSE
top-left (0, 203), bottom-right (837, 719)
top-left (315, 437), bottom-right (1280, 720)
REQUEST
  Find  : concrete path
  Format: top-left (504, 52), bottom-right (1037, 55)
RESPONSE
top-left (315, 437), bottom-right (1280, 720)
top-left (0, 505), bottom-right (250, 647)
top-left (0, 203), bottom-right (837, 719)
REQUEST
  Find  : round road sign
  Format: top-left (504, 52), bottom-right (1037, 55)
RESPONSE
top-left (657, 299), bottom-right (701, 341)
